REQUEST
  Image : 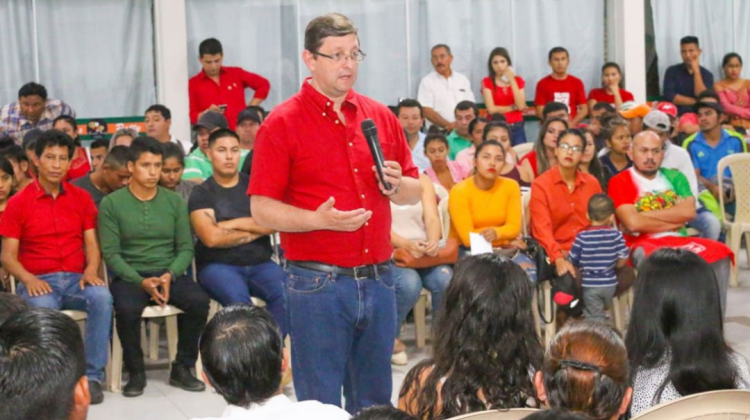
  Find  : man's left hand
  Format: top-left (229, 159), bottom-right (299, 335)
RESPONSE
top-left (373, 161), bottom-right (402, 196)
top-left (79, 269), bottom-right (106, 290)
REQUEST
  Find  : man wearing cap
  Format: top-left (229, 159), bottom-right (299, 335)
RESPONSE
top-left (236, 106), bottom-right (264, 151)
top-left (183, 111), bottom-right (249, 183)
top-left (663, 36), bottom-right (714, 116)
top-left (618, 102), bottom-right (651, 135)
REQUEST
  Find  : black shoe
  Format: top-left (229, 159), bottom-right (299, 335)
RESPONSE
top-left (89, 380), bottom-right (104, 404)
top-left (122, 371), bottom-right (146, 397)
top-left (169, 363), bottom-right (205, 392)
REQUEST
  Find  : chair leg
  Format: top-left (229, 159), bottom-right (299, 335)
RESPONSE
top-left (165, 315), bottom-right (179, 363)
top-left (612, 296), bottom-right (623, 333)
top-left (543, 281), bottom-right (555, 348)
top-left (140, 322), bottom-right (148, 356)
top-left (414, 292), bottom-right (427, 349)
top-left (195, 354), bottom-right (204, 383)
top-left (728, 225), bottom-right (741, 287)
top-left (149, 320), bottom-right (160, 361)
top-left (532, 290), bottom-right (541, 341)
top-left (744, 232), bottom-right (750, 270)
top-left (109, 319), bottom-right (123, 392)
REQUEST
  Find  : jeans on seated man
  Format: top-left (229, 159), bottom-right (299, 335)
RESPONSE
top-left (608, 131), bottom-right (733, 315)
top-left (98, 136), bottom-right (209, 397)
top-left (0, 129), bottom-right (112, 405)
top-left (189, 129), bottom-right (286, 337)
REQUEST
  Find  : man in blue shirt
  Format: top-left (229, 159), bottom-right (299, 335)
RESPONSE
top-left (396, 99), bottom-right (430, 172)
top-left (663, 36), bottom-right (714, 116)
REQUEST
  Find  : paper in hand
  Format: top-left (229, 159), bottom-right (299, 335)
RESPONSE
top-left (470, 232), bottom-right (493, 255)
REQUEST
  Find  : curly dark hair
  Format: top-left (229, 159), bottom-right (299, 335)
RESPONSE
top-left (399, 254), bottom-right (543, 419)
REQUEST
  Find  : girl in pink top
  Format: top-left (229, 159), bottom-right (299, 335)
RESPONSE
top-left (424, 133), bottom-right (470, 192)
top-left (716, 53), bottom-right (750, 130)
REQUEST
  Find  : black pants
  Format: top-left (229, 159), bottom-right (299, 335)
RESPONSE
top-left (111, 272), bottom-right (209, 373)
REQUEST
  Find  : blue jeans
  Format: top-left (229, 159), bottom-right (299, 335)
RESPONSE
top-left (16, 271), bottom-right (113, 382)
top-left (687, 207), bottom-right (722, 241)
top-left (510, 122), bottom-right (528, 146)
top-left (284, 263), bottom-right (396, 413)
top-left (198, 261), bottom-right (287, 338)
top-left (392, 264), bottom-right (453, 328)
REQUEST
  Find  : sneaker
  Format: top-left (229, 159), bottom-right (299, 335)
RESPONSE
top-left (391, 350), bottom-right (408, 366)
top-left (89, 380), bottom-right (104, 404)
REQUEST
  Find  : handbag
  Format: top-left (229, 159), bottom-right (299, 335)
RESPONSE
top-left (393, 238), bottom-right (459, 269)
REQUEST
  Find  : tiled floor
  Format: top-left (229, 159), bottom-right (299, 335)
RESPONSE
top-left (90, 255), bottom-right (750, 420)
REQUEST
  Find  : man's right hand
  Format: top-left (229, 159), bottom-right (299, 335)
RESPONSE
top-left (24, 276), bottom-right (52, 297)
top-left (444, 122), bottom-right (456, 132)
top-left (141, 277), bottom-right (167, 306)
top-left (554, 257), bottom-right (576, 277)
top-left (200, 105), bottom-right (224, 118)
top-left (314, 197), bottom-right (372, 232)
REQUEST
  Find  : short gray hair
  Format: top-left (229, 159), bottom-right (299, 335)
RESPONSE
top-left (304, 13), bottom-right (358, 53)
top-left (109, 128), bottom-right (139, 150)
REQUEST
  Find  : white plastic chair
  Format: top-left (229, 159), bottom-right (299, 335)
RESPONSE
top-left (447, 408), bottom-right (540, 420)
top-left (631, 389), bottom-right (750, 419)
top-left (512, 143), bottom-right (534, 160)
top-left (718, 153), bottom-right (750, 287)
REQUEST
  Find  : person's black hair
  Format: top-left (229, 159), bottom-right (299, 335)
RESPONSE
top-left (200, 305), bottom-right (283, 407)
top-left (246, 105), bottom-right (266, 122)
top-left (487, 47), bottom-right (513, 81)
top-left (680, 35), bottom-right (700, 47)
top-left (423, 132), bottom-right (449, 151)
top-left (601, 62), bottom-right (623, 88)
top-left (208, 128), bottom-right (240, 148)
top-left (601, 117), bottom-right (629, 147)
top-left (626, 248), bottom-right (739, 405)
top-left (431, 44), bottom-right (451, 56)
top-left (474, 139), bottom-right (505, 160)
top-left (90, 139), bottom-right (109, 150)
top-left (396, 99), bottom-right (424, 119)
top-left (34, 129), bottom-right (75, 159)
top-left (587, 194), bottom-right (614, 223)
top-left (399, 254), bottom-right (542, 419)
top-left (129, 136), bottom-right (164, 162)
top-left (0, 293), bottom-right (29, 326)
top-left (145, 104), bottom-right (172, 120)
top-left (199, 38), bottom-right (223, 57)
top-left (542, 102), bottom-right (569, 120)
top-left (591, 102), bottom-right (615, 114)
top-left (455, 100), bottom-right (478, 117)
top-left (522, 408), bottom-right (592, 420)
top-left (579, 128), bottom-right (609, 191)
top-left (18, 82), bottom-right (47, 100)
top-left (482, 120), bottom-right (511, 142)
top-left (52, 115), bottom-right (80, 145)
top-left (696, 89), bottom-right (721, 103)
top-left (0, 156), bottom-right (15, 180)
top-left (0, 145), bottom-right (29, 165)
top-left (722, 52), bottom-right (743, 68)
top-left (556, 128), bottom-right (587, 152)
top-left (160, 142), bottom-right (185, 168)
top-left (490, 113), bottom-right (507, 123)
top-left (22, 129), bottom-right (43, 152)
top-left (468, 117), bottom-right (488, 136)
top-left (0, 308), bottom-right (86, 420)
top-left (103, 145), bottom-right (132, 170)
top-left (548, 46), bottom-right (569, 61)
top-left (352, 406), bottom-right (416, 420)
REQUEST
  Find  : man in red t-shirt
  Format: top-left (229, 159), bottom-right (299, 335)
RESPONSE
top-left (188, 38), bottom-right (270, 130)
top-left (534, 47), bottom-right (588, 126)
top-left (248, 13), bottom-right (421, 414)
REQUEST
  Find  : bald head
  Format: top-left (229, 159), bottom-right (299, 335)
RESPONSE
top-left (630, 131), bottom-right (664, 177)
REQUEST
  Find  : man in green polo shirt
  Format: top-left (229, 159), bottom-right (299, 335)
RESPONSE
top-left (98, 136), bottom-right (209, 397)
top-left (446, 100), bottom-right (477, 160)
top-left (182, 111), bottom-right (249, 183)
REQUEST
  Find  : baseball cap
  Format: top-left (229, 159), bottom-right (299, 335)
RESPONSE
top-left (679, 113), bottom-right (698, 129)
top-left (694, 101), bottom-right (725, 115)
top-left (619, 102), bottom-right (652, 119)
top-left (193, 111), bottom-right (228, 131)
top-left (643, 110), bottom-right (671, 132)
top-left (655, 101), bottom-right (678, 118)
top-left (237, 108), bottom-right (263, 126)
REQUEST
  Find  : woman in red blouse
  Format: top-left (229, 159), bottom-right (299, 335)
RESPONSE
top-left (482, 47), bottom-right (528, 146)
top-left (52, 115), bottom-right (91, 181)
top-left (587, 62), bottom-right (634, 111)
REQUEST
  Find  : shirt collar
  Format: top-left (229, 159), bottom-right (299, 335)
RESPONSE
top-left (300, 77), bottom-right (357, 113)
top-left (31, 178), bottom-right (66, 199)
top-left (199, 67), bottom-right (226, 81)
top-left (551, 166), bottom-right (586, 187)
top-left (220, 395), bottom-right (292, 417)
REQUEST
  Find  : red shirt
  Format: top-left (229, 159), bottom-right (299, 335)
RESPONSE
top-left (520, 150), bottom-right (538, 176)
top-left (189, 66), bottom-right (271, 130)
top-left (248, 79), bottom-right (419, 267)
top-left (65, 147), bottom-right (91, 181)
top-left (0, 180), bottom-right (97, 275)
top-left (534, 74), bottom-right (587, 118)
top-left (482, 76), bottom-right (525, 124)
top-left (587, 88), bottom-right (634, 105)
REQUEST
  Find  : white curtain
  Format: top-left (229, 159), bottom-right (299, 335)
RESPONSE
top-left (0, 1), bottom-right (35, 106)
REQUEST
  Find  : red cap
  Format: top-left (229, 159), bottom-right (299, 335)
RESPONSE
top-left (656, 101), bottom-right (678, 118)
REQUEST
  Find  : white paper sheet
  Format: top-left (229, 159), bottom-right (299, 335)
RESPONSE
top-left (470, 232), bottom-right (493, 255)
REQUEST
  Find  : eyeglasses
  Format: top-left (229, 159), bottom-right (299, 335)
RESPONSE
top-left (559, 143), bottom-right (583, 153)
top-left (313, 50), bottom-right (367, 63)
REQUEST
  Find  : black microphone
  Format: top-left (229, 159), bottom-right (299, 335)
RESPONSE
top-left (361, 118), bottom-right (392, 191)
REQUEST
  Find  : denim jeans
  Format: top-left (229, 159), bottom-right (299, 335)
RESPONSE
top-left (198, 261), bottom-right (287, 338)
top-left (16, 271), bottom-right (113, 383)
top-left (687, 207), bottom-right (722, 241)
top-left (510, 122), bottom-right (528, 146)
top-left (284, 263), bottom-right (397, 414)
top-left (582, 286), bottom-right (617, 323)
top-left (392, 264), bottom-right (453, 327)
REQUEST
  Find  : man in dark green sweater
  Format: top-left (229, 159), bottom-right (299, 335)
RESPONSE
top-left (98, 137), bottom-right (209, 397)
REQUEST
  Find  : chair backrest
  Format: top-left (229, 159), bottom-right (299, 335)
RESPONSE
top-left (434, 182), bottom-right (450, 202)
top-left (631, 389), bottom-right (750, 420)
top-left (447, 408), bottom-right (540, 420)
top-left (512, 143), bottom-right (534, 160)
top-left (438, 196), bottom-right (451, 242)
top-left (521, 190), bottom-right (532, 237)
top-left (718, 153), bottom-right (750, 223)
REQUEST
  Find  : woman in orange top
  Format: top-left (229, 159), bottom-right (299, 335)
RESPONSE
top-left (52, 115), bottom-right (91, 181)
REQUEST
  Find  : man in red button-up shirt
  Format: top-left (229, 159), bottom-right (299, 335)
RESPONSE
top-left (188, 38), bottom-right (270, 130)
top-left (248, 13), bottom-right (421, 414)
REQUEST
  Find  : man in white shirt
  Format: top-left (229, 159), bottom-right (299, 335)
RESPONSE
top-left (417, 44), bottom-right (475, 131)
top-left (144, 104), bottom-right (191, 153)
top-left (396, 99), bottom-right (429, 172)
top-left (191, 305), bottom-right (350, 420)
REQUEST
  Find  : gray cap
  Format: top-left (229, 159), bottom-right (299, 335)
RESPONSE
top-left (237, 107), bottom-right (263, 125)
top-left (193, 111), bottom-right (228, 131)
top-left (643, 110), bottom-right (671, 132)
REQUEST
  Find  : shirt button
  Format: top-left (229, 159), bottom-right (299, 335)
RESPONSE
top-left (349, 142), bottom-right (353, 147)
top-left (326, 102), bottom-right (331, 106)
top-left (354, 168), bottom-right (358, 173)
top-left (335, 120), bottom-right (340, 124)
top-left (322, 112), bottom-right (326, 116)
top-left (361, 194), bottom-right (365, 199)
top-left (365, 249), bottom-right (369, 253)
top-left (365, 222), bottom-right (369, 226)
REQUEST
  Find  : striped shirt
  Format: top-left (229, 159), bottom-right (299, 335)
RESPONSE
top-left (0, 99), bottom-right (76, 143)
top-left (568, 226), bottom-right (629, 287)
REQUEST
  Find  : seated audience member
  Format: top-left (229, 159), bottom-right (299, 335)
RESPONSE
top-left (99, 137), bottom-right (209, 397)
top-left (397, 99), bottom-right (430, 172)
top-left (617, 102), bottom-right (650, 135)
top-left (72, 145), bottom-right (132, 207)
top-left (236, 106), bottom-right (264, 151)
top-left (193, 305), bottom-right (349, 420)
top-left (88, 138), bottom-right (109, 173)
top-left (399, 254), bottom-right (543, 419)
top-left (446, 101), bottom-right (478, 160)
top-left (578, 128), bottom-right (609, 192)
top-left (390, 174), bottom-right (453, 365)
top-left (21, 129), bottom-right (42, 178)
top-left (626, 248), bottom-right (750, 416)
top-left (53, 115), bottom-right (91, 181)
top-left (0, 292), bottom-right (29, 324)
top-left (568, 194), bottom-right (628, 323)
top-left (0, 129), bottom-right (111, 404)
top-left (716, 53), bottom-right (750, 130)
top-left (535, 47), bottom-right (588, 126)
top-left (643, 110), bottom-right (721, 240)
top-left (482, 47), bottom-right (528, 145)
top-left (520, 117), bottom-right (569, 177)
top-left (522, 408), bottom-right (590, 420)
top-left (483, 121), bottom-right (532, 186)
top-left (653, 101), bottom-right (680, 144)
top-left (541, 101), bottom-right (570, 123)
top-left (534, 320), bottom-right (632, 420)
top-left (588, 62), bottom-right (634, 111)
top-left (608, 131), bottom-right (733, 314)
top-left (454, 117), bottom-right (487, 171)
top-left (0, 309), bottom-right (91, 420)
top-left (160, 142), bottom-right (193, 202)
top-left (0, 145), bottom-right (32, 192)
top-left (145, 104), bottom-right (190, 154)
top-left (599, 117), bottom-right (632, 176)
top-left (417, 44), bottom-right (475, 130)
top-left (189, 129), bottom-right (285, 336)
top-left (352, 406), bottom-right (416, 420)
top-left (0, 159), bottom-right (13, 289)
top-left (109, 127), bottom-right (138, 149)
top-left (663, 36), bottom-right (714, 116)
top-left (0, 82), bottom-right (76, 142)
top-left (588, 102), bottom-right (615, 139)
top-left (184, 111), bottom-right (248, 183)
top-left (424, 133), bottom-right (469, 192)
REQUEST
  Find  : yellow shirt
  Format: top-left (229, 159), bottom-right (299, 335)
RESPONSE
top-left (449, 176), bottom-right (522, 247)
